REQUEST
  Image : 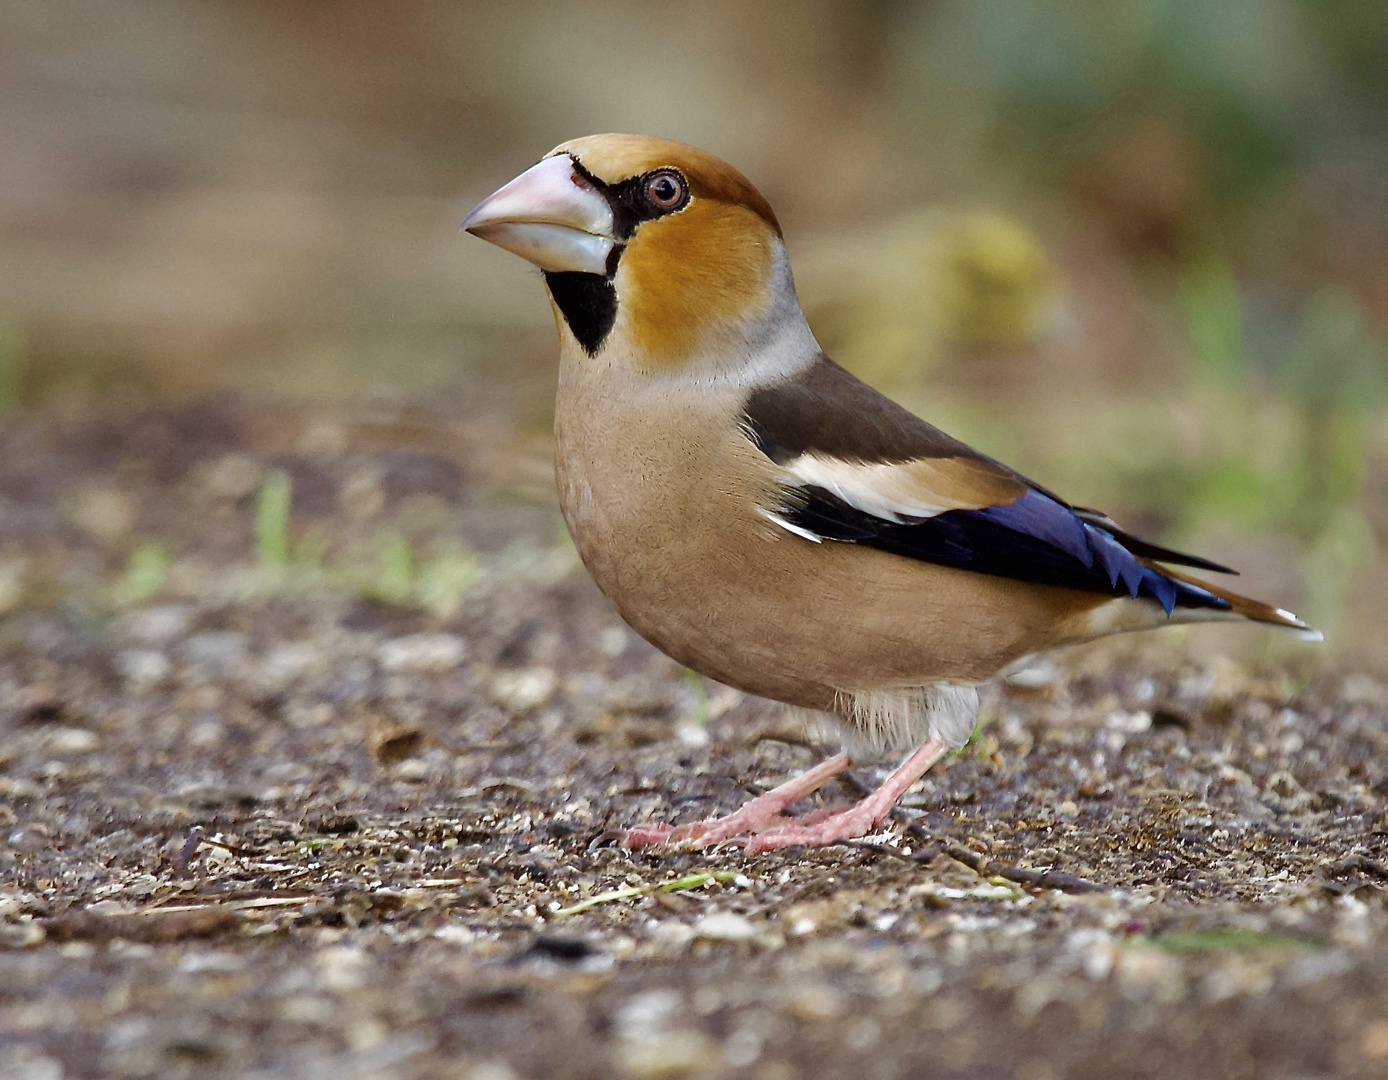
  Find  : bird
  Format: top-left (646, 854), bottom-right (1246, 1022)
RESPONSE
top-left (462, 134), bottom-right (1320, 853)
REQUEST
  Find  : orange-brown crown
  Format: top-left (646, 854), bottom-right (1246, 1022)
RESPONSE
top-left (551, 134), bottom-right (781, 236)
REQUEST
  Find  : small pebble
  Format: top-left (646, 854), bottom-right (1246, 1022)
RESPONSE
top-left (491, 668), bottom-right (557, 712)
top-left (316, 945), bottom-right (369, 992)
top-left (182, 632), bottom-right (248, 678)
top-left (65, 487), bottom-right (135, 541)
top-left (0, 558), bottom-right (25, 614)
top-left (597, 626), bottom-right (630, 657)
top-left (722, 1027), bottom-right (763, 1069)
top-left (378, 633), bottom-right (468, 674)
top-left (259, 642), bottom-right (321, 687)
top-left (201, 454), bottom-right (264, 500)
top-left (43, 727), bottom-right (98, 754)
top-left (433, 925), bottom-right (476, 946)
top-left (1114, 947), bottom-right (1181, 994)
top-left (1104, 710), bottom-right (1152, 734)
top-left (616, 1031), bottom-right (720, 1079)
top-left (115, 649), bottom-right (172, 690)
top-left (466, 1063), bottom-right (521, 1080)
top-left (693, 911), bottom-right (757, 942)
top-left (788, 984), bottom-right (846, 1021)
top-left (1362, 1020), bottom-right (1388, 1061)
top-left (116, 604), bottom-right (194, 644)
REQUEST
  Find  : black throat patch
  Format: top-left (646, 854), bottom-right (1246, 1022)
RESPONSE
top-left (544, 271), bottom-right (618, 356)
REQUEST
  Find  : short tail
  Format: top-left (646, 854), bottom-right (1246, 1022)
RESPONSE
top-left (1157, 564), bottom-right (1323, 642)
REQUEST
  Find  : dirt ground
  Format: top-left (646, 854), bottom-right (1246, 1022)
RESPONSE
top-left (1, 396), bottom-right (1386, 1080)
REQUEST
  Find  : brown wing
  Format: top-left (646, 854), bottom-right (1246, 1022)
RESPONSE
top-left (745, 354), bottom-right (1021, 471)
top-left (742, 355), bottom-right (1239, 613)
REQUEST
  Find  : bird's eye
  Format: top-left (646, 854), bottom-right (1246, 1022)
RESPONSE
top-left (644, 170), bottom-right (688, 212)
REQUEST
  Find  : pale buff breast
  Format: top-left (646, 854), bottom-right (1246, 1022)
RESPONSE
top-left (553, 369), bottom-right (1109, 714)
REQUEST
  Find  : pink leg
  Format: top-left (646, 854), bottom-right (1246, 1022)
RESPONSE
top-left (744, 739), bottom-right (948, 854)
top-left (623, 753), bottom-right (851, 849)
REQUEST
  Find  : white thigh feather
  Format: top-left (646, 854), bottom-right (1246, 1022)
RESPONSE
top-left (810, 683), bottom-right (980, 758)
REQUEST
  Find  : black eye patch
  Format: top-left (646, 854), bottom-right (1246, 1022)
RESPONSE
top-left (607, 170), bottom-right (690, 237)
top-left (569, 158), bottom-right (691, 241)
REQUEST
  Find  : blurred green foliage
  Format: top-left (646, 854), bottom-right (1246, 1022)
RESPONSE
top-left (1174, 252), bottom-right (1386, 632)
top-left (255, 471), bottom-right (294, 573)
top-left (898, 0), bottom-right (1379, 203)
top-left (0, 322), bottom-right (24, 414)
top-left (414, 544), bottom-right (481, 618)
top-left (248, 472), bottom-right (479, 615)
top-left (374, 531), bottom-right (414, 606)
top-left (1134, 929), bottom-right (1316, 953)
top-left (112, 542), bottom-right (170, 608)
top-left (1180, 255), bottom-right (1246, 382)
top-left (345, 532), bottom-right (480, 617)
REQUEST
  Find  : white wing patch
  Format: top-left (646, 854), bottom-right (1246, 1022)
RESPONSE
top-left (782, 453), bottom-right (979, 523)
top-left (757, 507), bottom-right (822, 543)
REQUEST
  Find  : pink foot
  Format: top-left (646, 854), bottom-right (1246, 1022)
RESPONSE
top-left (623, 823), bottom-right (675, 848)
top-left (745, 804), bottom-right (890, 853)
top-left (622, 754), bottom-right (851, 850)
top-left (745, 738), bottom-right (950, 853)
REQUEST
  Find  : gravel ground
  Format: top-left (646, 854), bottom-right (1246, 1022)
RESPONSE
top-left (1, 397), bottom-right (1386, 1080)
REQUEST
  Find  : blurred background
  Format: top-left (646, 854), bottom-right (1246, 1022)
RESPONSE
top-left (3, 0), bottom-right (1388, 667)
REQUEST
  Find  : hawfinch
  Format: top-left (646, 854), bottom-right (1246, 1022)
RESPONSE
top-left (463, 135), bottom-right (1318, 853)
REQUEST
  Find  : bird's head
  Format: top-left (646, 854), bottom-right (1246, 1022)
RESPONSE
top-left (464, 135), bottom-right (810, 376)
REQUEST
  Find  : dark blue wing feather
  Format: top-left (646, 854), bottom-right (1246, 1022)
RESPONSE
top-left (783, 487), bottom-right (1229, 615)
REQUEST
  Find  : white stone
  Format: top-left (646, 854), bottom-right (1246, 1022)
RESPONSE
top-left (491, 668), bottom-right (557, 711)
top-left (1104, 709), bottom-right (1152, 734)
top-left (115, 649), bottom-right (172, 690)
top-left (181, 632), bottom-right (247, 677)
top-left (378, 633), bottom-right (468, 674)
top-left (616, 1031), bottom-right (719, 1079)
top-left (315, 945), bottom-right (369, 992)
top-left (692, 911), bottom-right (757, 942)
top-left (45, 727), bottom-right (98, 754)
top-left (116, 604), bottom-right (194, 644)
top-left (259, 643), bottom-right (321, 687)
top-left (615, 989), bottom-right (683, 1039)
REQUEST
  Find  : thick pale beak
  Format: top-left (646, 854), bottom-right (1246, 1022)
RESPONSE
top-left (463, 154), bottom-right (614, 275)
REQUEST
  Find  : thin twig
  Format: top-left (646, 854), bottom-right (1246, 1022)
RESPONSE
top-left (901, 819), bottom-right (1107, 894)
top-left (842, 839), bottom-right (943, 864)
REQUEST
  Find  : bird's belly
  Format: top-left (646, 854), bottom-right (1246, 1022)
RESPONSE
top-left (559, 453), bottom-right (1079, 715)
